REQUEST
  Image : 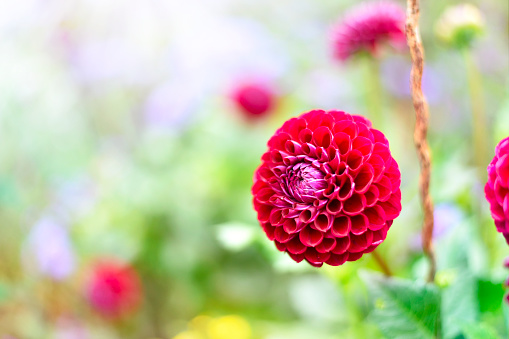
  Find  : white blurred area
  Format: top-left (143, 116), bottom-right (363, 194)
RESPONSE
top-left (0, 0), bottom-right (289, 86)
top-left (0, 0), bottom-right (359, 133)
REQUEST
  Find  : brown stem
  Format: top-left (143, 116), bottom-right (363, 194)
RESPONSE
top-left (372, 250), bottom-right (393, 277)
top-left (405, 0), bottom-right (436, 283)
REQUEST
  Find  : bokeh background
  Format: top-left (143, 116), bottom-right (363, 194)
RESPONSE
top-left (0, 0), bottom-right (508, 338)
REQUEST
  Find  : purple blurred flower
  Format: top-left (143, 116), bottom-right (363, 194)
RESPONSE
top-left (410, 203), bottom-right (464, 250)
top-left (54, 316), bottom-right (88, 339)
top-left (64, 37), bottom-right (153, 87)
top-left (24, 217), bottom-right (75, 280)
top-left (433, 203), bottom-right (464, 238)
top-left (143, 81), bottom-right (203, 132)
top-left (381, 56), bottom-right (444, 104)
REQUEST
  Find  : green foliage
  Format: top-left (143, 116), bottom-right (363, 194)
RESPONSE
top-left (461, 322), bottom-right (501, 339)
top-left (360, 271), bottom-right (441, 339)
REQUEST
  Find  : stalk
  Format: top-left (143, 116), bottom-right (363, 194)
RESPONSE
top-left (406, 0), bottom-right (436, 283)
top-left (372, 250), bottom-right (393, 276)
top-left (463, 48), bottom-right (489, 181)
top-left (363, 56), bottom-right (384, 129)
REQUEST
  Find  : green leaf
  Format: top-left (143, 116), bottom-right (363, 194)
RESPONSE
top-left (477, 279), bottom-right (505, 313)
top-left (360, 271), bottom-right (441, 339)
top-left (462, 322), bottom-right (501, 339)
top-left (441, 272), bottom-right (479, 339)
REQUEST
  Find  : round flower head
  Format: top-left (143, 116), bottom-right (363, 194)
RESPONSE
top-left (435, 4), bottom-right (484, 49)
top-left (252, 110), bottom-right (402, 267)
top-left (485, 136), bottom-right (509, 245)
top-left (331, 1), bottom-right (406, 61)
top-left (230, 81), bottom-right (275, 119)
top-left (86, 259), bottom-right (142, 318)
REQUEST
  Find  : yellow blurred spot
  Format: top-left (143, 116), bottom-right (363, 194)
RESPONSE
top-left (172, 330), bottom-right (205, 339)
top-left (189, 315), bottom-right (213, 331)
top-left (435, 269), bottom-right (457, 288)
top-left (375, 298), bottom-right (386, 309)
top-left (207, 315), bottom-right (252, 339)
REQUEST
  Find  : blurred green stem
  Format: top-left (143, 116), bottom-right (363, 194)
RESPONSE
top-left (463, 49), bottom-right (495, 265)
top-left (463, 49), bottom-right (489, 181)
top-left (363, 56), bottom-right (384, 128)
top-left (372, 250), bottom-right (392, 276)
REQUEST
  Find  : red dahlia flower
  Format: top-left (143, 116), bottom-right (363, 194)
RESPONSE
top-left (86, 260), bottom-right (142, 318)
top-left (485, 136), bottom-right (509, 245)
top-left (252, 110), bottom-right (401, 267)
top-left (331, 1), bottom-right (406, 61)
top-left (231, 82), bottom-right (275, 119)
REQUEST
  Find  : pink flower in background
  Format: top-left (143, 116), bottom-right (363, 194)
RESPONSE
top-left (484, 136), bottom-right (509, 244)
top-left (230, 81), bottom-right (276, 119)
top-left (331, 1), bottom-right (406, 61)
top-left (86, 260), bottom-right (142, 319)
top-left (252, 110), bottom-right (401, 267)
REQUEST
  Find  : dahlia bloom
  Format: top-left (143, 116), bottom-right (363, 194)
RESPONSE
top-left (252, 110), bottom-right (401, 267)
top-left (484, 136), bottom-right (509, 244)
top-left (331, 1), bottom-right (406, 61)
top-left (230, 82), bottom-right (275, 119)
top-left (86, 260), bottom-right (142, 318)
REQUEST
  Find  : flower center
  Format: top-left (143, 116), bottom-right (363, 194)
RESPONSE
top-left (285, 163), bottom-right (327, 203)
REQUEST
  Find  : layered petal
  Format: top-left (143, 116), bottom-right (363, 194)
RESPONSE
top-left (253, 110), bottom-right (402, 267)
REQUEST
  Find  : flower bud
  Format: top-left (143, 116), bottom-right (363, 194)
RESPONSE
top-left (435, 4), bottom-right (485, 49)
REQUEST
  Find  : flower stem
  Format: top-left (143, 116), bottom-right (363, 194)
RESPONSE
top-left (463, 48), bottom-right (489, 181)
top-left (405, 0), bottom-right (436, 283)
top-left (462, 49), bottom-right (495, 267)
top-left (372, 250), bottom-right (393, 276)
top-left (363, 56), bottom-right (384, 128)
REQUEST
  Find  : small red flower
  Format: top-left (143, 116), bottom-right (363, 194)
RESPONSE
top-left (252, 110), bottom-right (401, 267)
top-left (86, 260), bottom-right (142, 318)
top-left (331, 1), bottom-right (406, 61)
top-left (484, 136), bottom-right (509, 245)
top-left (231, 82), bottom-right (275, 119)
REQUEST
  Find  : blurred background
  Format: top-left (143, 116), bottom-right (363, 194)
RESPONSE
top-left (0, 0), bottom-right (508, 338)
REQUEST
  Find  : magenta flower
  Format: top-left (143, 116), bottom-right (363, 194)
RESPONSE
top-left (252, 110), bottom-right (402, 267)
top-left (230, 81), bottom-right (275, 119)
top-left (484, 136), bottom-right (509, 245)
top-left (86, 259), bottom-right (142, 319)
top-left (331, 1), bottom-right (407, 61)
